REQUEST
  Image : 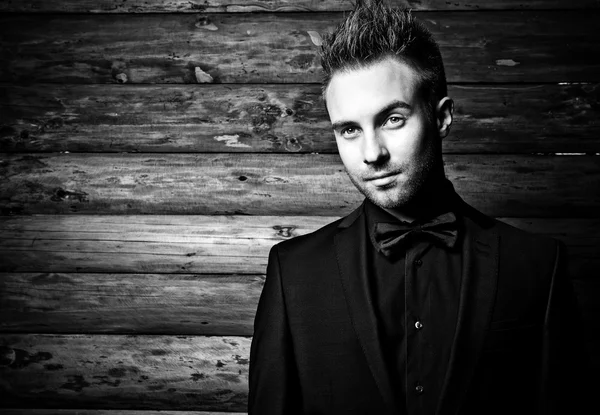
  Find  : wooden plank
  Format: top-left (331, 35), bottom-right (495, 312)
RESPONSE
top-left (2, 0), bottom-right (598, 13)
top-left (2, 83), bottom-right (598, 154)
top-left (1, 12), bottom-right (599, 84)
top-left (0, 215), bottom-right (597, 276)
top-left (2, 265), bottom-right (599, 335)
top-left (0, 273), bottom-right (264, 335)
top-left (0, 214), bottom-right (314, 274)
top-left (0, 215), bottom-right (327, 273)
top-left (0, 334), bottom-right (249, 411)
top-left (1, 329), bottom-right (598, 411)
top-left (1, 153), bottom-right (599, 217)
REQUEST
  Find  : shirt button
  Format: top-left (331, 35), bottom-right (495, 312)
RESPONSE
top-left (414, 259), bottom-right (423, 267)
top-left (415, 385), bottom-right (424, 394)
top-left (415, 321), bottom-right (423, 330)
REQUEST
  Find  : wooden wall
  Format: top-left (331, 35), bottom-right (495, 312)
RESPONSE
top-left (1, 0), bottom-right (599, 413)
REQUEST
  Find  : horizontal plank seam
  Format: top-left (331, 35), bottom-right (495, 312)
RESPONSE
top-left (0, 332), bottom-right (254, 338)
top-left (1, 272), bottom-right (595, 280)
top-left (1, 81), bottom-right (598, 88)
top-left (0, 270), bottom-right (268, 276)
top-left (1, 152), bottom-right (599, 156)
top-left (0, 8), bottom-right (598, 15)
top-left (0, 270), bottom-right (267, 276)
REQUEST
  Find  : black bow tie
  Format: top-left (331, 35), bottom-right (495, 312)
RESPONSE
top-left (373, 211), bottom-right (459, 256)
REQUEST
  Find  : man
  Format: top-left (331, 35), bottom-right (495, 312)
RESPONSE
top-left (249, 1), bottom-right (588, 414)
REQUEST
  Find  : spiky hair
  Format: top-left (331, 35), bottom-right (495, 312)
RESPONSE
top-left (320, 0), bottom-right (447, 112)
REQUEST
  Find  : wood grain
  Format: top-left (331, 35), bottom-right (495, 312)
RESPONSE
top-left (1, 153), bottom-right (599, 217)
top-left (1, 1), bottom-right (597, 413)
top-left (0, 273), bottom-right (264, 335)
top-left (0, 330), bottom-right (598, 411)
top-left (2, 0), bottom-right (598, 13)
top-left (0, 334), bottom-right (250, 411)
top-left (2, 83), bottom-right (598, 154)
top-left (1, 12), bottom-right (599, 84)
top-left (0, 214), bottom-right (326, 273)
top-left (2, 263), bottom-right (599, 336)
top-left (0, 215), bottom-right (597, 275)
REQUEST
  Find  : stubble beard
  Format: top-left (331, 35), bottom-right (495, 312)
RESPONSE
top-left (346, 143), bottom-right (440, 211)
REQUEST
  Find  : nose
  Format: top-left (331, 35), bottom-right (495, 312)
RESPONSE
top-left (362, 130), bottom-right (389, 165)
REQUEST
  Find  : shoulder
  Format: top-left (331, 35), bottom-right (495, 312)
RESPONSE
top-left (494, 219), bottom-right (562, 285)
top-left (459, 198), bottom-right (559, 258)
top-left (493, 218), bottom-right (559, 258)
top-left (459, 199), bottom-right (561, 279)
top-left (468, 209), bottom-right (561, 283)
top-left (271, 202), bottom-right (364, 263)
top-left (266, 214), bottom-right (346, 287)
top-left (274, 216), bottom-right (343, 259)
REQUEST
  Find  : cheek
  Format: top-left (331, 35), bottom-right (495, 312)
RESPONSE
top-left (388, 124), bottom-right (430, 159)
top-left (336, 141), bottom-right (360, 169)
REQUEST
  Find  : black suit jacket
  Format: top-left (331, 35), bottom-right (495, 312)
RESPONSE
top-left (249, 198), bottom-right (588, 415)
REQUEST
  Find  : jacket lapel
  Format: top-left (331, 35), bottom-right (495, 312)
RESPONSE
top-left (334, 203), bottom-right (397, 413)
top-left (436, 202), bottom-right (499, 415)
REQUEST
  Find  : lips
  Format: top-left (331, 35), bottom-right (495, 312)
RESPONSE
top-left (365, 171), bottom-right (401, 187)
top-left (365, 170), bottom-right (400, 181)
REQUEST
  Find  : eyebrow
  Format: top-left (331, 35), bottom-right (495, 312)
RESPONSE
top-left (330, 100), bottom-right (412, 131)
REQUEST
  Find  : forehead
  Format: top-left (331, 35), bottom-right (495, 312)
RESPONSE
top-left (325, 58), bottom-right (422, 120)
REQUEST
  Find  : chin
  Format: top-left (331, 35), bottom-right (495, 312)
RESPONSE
top-left (347, 168), bottom-right (431, 211)
top-left (370, 194), bottom-right (413, 210)
top-left (363, 186), bottom-right (416, 210)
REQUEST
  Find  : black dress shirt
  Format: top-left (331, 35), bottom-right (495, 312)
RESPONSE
top-left (364, 189), bottom-right (464, 415)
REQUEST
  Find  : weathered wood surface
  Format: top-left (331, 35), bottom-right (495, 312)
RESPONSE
top-left (1, 264), bottom-right (599, 335)
top-left (0, 273), bottom-right (264, 335)
top-left (0, 215), bottom-right (319, 274)
top-left (2, 12), bottom-right (599, 84)
top-left (0, 215), bottom-right (598, 276)
top-left (0, 334), bottom-right (250, 411)
top-left (1, 153), bottom-right (599, 217)
top-left (2, 0), bottom-right (598, 13)
top-left (2, 83), bottom-right (598, 154)
top-left (0, 330), bottom-right (598, 411)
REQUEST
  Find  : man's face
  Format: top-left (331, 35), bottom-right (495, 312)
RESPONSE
top-left (325, 57), bottom-right (443, 210)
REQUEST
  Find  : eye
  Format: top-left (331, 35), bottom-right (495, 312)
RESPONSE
top-left (340, 126), bottom-right (360, 139)
top-left (385, 116), bottom-right (405, 127)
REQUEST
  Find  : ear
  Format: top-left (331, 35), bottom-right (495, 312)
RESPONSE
top-left (436, 97), bottom-right (453, 138)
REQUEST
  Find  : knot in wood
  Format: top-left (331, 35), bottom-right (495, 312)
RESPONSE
top-left (195, 16), bottom-right (218, 31)
top-left (196, 16), bottom-right (211, 25)
top-left (273, 225), bottom-right (296, 238)
top-left (0, 346), bottom-right (16, 367)
top-left (51, 187), bottom-right (89, 203)
top-left (115, 73), bottom-right (128, 83)
top-left (286, 137), bottom-right (302, 152)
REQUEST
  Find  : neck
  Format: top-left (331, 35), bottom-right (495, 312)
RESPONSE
top-left (382, 173), bottom-right (450, 223)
